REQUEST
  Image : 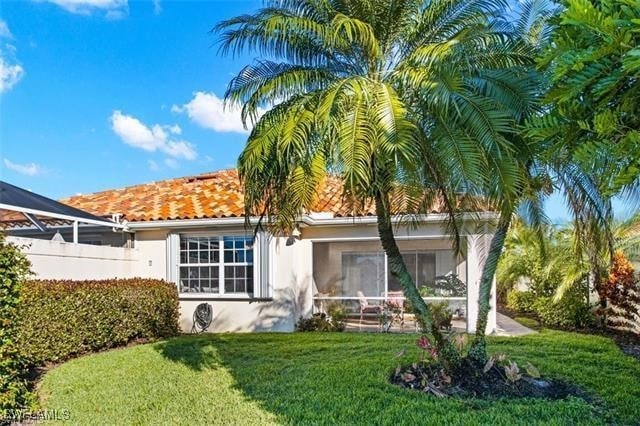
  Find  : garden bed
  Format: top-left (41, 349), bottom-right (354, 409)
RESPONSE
top-left (391, 358), bottom-right (587, 399)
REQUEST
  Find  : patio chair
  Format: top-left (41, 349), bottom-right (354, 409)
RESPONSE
top-left (191, 303), bottom-right (213, 333)
top-left (357, 291), bottom-right (382, 330)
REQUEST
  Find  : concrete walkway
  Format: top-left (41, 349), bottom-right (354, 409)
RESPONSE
top-left (494, 313), bottom-right (537, 337)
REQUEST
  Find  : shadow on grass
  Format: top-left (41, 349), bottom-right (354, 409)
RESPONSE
top-left (153, 334), bottom-right (226, 371)
top-left (150, 331), bottom-right (634, 425)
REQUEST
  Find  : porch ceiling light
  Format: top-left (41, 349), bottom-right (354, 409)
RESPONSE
top-left (286, 224), bottom-right (301, 246)
top-left (291, 225), bottom-right (301, 239)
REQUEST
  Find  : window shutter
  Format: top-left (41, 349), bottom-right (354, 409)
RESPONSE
top-left (256, 231), bottom-right (271, 298)
top-left (166, 232), bottom-right (179, 285)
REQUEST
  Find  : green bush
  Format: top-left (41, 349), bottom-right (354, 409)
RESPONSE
top-left (429, 301), bottom-right (454, 330)
top-left (0, 235), bottom-right (35, 413)
top-left (296, 302), bottom-right (346, 332)
top-left (533, 286), bottom-right (596, 329)
top-left (16, 278), bottom-right (180, 365)
top-left (506, 291), bottom-right (537, 313)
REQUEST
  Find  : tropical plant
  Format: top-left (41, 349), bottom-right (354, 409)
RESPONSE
top-left (217, 0), bottom-right (540, 367)
top-left (532, 0), bottom-right (640, 196)
top-left (475, 0), bottom-right (640, 353)
top-left (525, 0), bottom-right (640, 327)
top-left (614, 214), bottom-right (640, 265)
top-left (469, 0), bottom-right (558, 361)
top-left (600, 250), bottom-right (640, 333)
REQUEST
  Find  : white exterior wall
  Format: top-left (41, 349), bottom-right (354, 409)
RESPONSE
top-left (465, 232), bottom-right (497, 334)
top-left (178, 237), bottom-right (314, 332)
top-left (133, 229), bottom-right (168, 278)
top-left (7, 236), bottom-right (139, 280)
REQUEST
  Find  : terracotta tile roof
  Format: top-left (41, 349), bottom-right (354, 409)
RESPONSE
top-left (0, 211), bottom-right (75, 228)
top-left (58, 169), bottom-right (487, 222)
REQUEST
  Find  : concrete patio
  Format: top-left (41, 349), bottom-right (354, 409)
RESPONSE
top-left (494, 313), bottom-right (537, 336)
top-left (343, 312), bottom-right (535, 336)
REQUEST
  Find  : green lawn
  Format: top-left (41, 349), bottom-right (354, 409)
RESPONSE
top-left (39, 331), bottom-right (640, 425)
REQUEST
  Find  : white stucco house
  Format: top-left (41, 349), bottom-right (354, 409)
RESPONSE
top-left (2, 170), bottom-right (498, 333)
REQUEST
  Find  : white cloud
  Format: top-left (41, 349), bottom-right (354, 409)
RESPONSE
top-left (152, 0), bottom-right (161, 14)
top-left (110, 110), bottom-right (197, 160)
top-left (164, 158), bottom-right (178, 169)
top-left (42, 0), bottom-right (129, 17)
top-left (3, 158), bottom-right (44, 176)
top-left (0, 21), bottom-right (13, 39)
top-left (105, 9), bottom-right (126, 20)
top-left (111, 110), bottom-right (163, 151)
top-left (0, 57), bottom-right (24, 93)
top-left (148, 159), bottom-right (159, 171)
top-left (163, 141), bottom-right (196, 160)
top-left (0, 21), bottom-right (24, 94)
top-left (172, 91), bottom-right (265, 134)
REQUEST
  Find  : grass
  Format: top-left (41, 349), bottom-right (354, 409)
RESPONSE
top-left (513, 316), bottom-right (543, 330)
top-left (39, 331), bottom-right (640, 425)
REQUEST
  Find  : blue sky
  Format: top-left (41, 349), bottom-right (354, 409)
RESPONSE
top-left (0, 0), bottom-right (632, 223)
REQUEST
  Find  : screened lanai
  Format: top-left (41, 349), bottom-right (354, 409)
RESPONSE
top-left (0, 180), bottom-right (126, 243)
top-left (312, 238), bottom-right (468, 331)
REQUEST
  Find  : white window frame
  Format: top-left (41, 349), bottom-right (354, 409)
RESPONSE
top-left (176, 233), bottom-right (257, 298)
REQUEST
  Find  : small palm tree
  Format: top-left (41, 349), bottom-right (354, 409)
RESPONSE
top-left (217, 0), bottom-right (537, 363)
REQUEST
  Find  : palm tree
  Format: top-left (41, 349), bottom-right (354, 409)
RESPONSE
top-left (467, 0), bottom-right (557, 359)
top-left (216, 0), bottom-right (537, 364)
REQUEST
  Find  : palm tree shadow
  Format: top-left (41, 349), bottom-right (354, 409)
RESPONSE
top-left (152, 332), bottom-right (397, 424)
top-left (153, 334), bottom-right (226, 371)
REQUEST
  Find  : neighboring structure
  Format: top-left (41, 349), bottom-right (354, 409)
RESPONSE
top-left (0, 180), bottom-right (136, 280)
top-left (3, 170), bottom-right (498, 333)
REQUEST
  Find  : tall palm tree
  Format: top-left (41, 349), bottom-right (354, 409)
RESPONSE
top-left (216, 0), bottom-right (536, 362)
top-left (468, 0), bottom-right (557, 359)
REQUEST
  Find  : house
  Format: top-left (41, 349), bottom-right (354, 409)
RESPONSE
top-left (4, 170), bottom-right (498, 333)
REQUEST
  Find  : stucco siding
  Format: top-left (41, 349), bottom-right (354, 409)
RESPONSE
top-left (7, 236), bottom-right (139, 280)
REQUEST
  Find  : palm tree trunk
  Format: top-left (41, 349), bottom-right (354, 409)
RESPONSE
top-left (469, 212), bottom-right (512, 363)
top-left (374, 191), bottom-right (448, 348)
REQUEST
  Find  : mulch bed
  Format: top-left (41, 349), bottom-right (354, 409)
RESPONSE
top-left (610, 331), bottom-right (640, 361)
top-left (391, 359), bottom-right (588, 400)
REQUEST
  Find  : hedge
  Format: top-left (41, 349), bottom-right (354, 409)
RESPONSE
top-left (506, 291), bottom-right (537, 313)
top-left (0, 235), bottom-right (34, 413)
top-left (16, 278), bottom-right (180, 365)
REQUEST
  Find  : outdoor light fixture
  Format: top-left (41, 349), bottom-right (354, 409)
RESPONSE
top-left (286, 224), bottom-right (302, 246)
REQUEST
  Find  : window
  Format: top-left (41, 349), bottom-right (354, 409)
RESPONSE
top-left (388, 252), bottom-right (436, 292)
top-left (341, 252), bottom-right (385, 297)
top-left (179, 235), bottom-right (253, 294)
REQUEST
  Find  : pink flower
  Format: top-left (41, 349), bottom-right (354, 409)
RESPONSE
top-left (429, 347), bottom-right (439, 360)
top-left (416, 335), bottom-right (430, 350)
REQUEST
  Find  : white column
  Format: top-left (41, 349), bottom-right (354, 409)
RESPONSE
top-left (465, 232), bottom-right (497, 334)
top-left (73, 221), bottom-right (79, 244)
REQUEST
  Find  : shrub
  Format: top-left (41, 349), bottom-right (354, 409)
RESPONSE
top-left (534, 285), bottom-right (595, 329)
top-left (600, 251), bottom-right (640, 333)
top-left (0, 235), bottom-right (35, 413)
top-left (16, 278), bottom-right (179, 365)
top-left (296, 303), bottom-right (346, 332)
top-left (506, 291), bottom-right (537, 313)
top-left (296, 314), bottom-right (334, 331)
top-left (429, 301), bottom-right (454, 330)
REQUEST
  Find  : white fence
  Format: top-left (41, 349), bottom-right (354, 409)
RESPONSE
top-left (7, 236), bottom-right (140, 280)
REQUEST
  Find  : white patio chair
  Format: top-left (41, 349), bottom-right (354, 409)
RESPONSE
top-left (357, 291), bottom-right (382, 330)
